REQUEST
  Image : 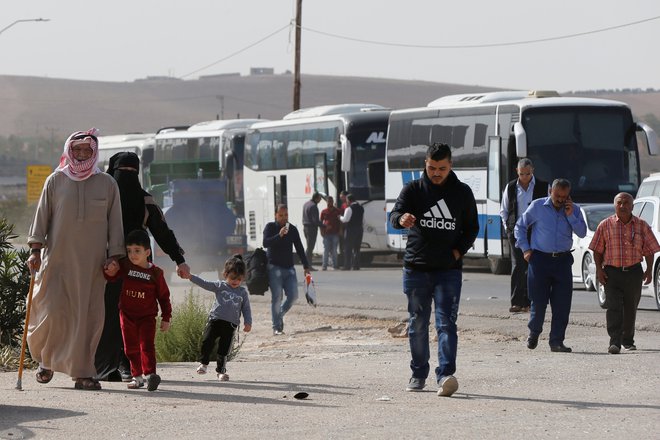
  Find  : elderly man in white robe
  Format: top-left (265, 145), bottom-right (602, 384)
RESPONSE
top-left (26, 128), bottom-right (124, 391)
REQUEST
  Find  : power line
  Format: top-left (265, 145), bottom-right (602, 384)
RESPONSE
top-left (179, 23), bottom-right (291, 79)
top-left (301, 14), bottom-right (660, 49)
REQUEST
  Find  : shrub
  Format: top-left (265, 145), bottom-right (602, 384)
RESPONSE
top-left (155, 288), bottom-right (245, 363)
top-left (0, 218), bottom-right (31, 347)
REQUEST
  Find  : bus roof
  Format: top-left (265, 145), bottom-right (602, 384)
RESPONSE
top-left (424, 90), bottom-right (629, 110)
top-left (187, 119), bottom-right (267, 131)
top-left (98, 133), bottom-right (155, 148)
top-left (155, 119), bottom-right (267, 140)
top-left (250, 108), bottom-right (391, 131)
top-left (283, 104), bottom-right (389, 120)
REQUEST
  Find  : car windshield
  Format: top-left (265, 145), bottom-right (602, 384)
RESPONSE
top-left (585, 207), bottom-right (614, 231)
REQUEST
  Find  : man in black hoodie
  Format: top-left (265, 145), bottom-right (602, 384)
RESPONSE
top-left (389, 143), bottom-right (479, 397)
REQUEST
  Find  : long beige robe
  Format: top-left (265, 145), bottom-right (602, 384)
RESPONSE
top-left (27, 171), bottom-right (124, 379)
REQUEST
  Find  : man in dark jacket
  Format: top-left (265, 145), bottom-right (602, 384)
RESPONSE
top-left (389, 143), bottom-right (479, 397)
top-left (499, 158), bottom-right (548, 313)
top-left (302, 192), bottom-right (323, 268)
top-left (95, 152), bottom-right (190, 381)
top-left (340, 193), bottom-right (364, 270)
top-left (263, 204), bottom-right (311, 335)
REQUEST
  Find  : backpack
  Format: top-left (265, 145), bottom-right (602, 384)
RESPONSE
top-left (245, 247), bottom-right (269, 295)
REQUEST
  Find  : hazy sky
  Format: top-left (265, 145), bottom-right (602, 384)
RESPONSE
top-left (3, 1), bottom-right (660, 92)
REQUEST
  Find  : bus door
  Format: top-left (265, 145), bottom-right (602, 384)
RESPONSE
top-left (314, 153), bottom-right (328, 196)
top-left (267, 175), bottom-right (288, 216)
top-left (485, 136), bottom-right (509, 274)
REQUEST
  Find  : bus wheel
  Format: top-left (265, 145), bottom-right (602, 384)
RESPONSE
top-left (359, 253), bottom-right (374, 267)
top-left (489, 258), bottom-right (511, 275)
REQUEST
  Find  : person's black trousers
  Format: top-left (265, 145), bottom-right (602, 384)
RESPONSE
top-left (303, 225), bottom-right (318, 266)
top-left (509, 234), bottom-right (530, 308)
top-left (343, 231), bottom-right (363, 270)
top-left (603, 265), bottom-right (643, 347)
top-left (199, 318), bottom-right (237, 373)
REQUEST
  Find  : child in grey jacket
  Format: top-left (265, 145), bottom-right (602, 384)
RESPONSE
top-left (183, 254), bottom-right (252, 381)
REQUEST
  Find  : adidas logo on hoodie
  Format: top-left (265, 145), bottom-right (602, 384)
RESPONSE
top-left (419, 199), bottom-right (456, 230)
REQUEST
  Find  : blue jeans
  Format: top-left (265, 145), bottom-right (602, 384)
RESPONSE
top-left (322, 234), bottom-right (340, 269)
top-left (527, 252), bottom-right (573, 346)
top-left (403, 268), bottom-right (462, 382)
top-left (268, 264), bottom-right (299, 331)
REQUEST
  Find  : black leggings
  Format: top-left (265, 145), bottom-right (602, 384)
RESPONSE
top-left (198, 319), bottom-right (237, 373)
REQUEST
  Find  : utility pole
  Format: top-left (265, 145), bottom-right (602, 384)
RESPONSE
top-left (216, 95), bottom-right (225, 119)
top-left (293, 0), bottom-right (302, 111)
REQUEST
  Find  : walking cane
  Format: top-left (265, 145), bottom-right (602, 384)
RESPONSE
top-left (16, 268), bottom-right (36, 391)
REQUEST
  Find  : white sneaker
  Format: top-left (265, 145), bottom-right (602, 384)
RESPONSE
top-left (196, 364), bottom-right (208, 374)
top-left (217, 373), bottom-right (229, 381)
top-left (437, 375), bottom-right (458, 397)
top-left (127, 376), bottom-right (145, 389)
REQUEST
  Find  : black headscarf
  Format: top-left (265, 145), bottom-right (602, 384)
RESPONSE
top-left (107, 152), bottom-right (147, 236)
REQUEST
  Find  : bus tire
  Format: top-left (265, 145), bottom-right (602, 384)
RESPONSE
top-left (359, 253), bottom-right (374, 266)
top-left (489, 257), bottom-right (511, 275)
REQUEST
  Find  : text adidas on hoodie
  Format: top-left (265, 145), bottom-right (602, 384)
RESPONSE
top-left (419, 199), bottom-right (457, 230)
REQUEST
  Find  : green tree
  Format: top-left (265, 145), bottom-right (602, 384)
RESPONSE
top-left (0, 218), bottom-right (30, 347)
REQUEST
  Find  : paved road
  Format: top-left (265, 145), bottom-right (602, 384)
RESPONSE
top-left (169, 264), bottom-right (660, 330)
top-left (2, 264), bottom-right (659, 439)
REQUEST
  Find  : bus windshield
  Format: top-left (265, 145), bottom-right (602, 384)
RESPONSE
top-left (523, 106), bottom-right (639, 203)
top-left (347, 127), bottom-right (386, 200)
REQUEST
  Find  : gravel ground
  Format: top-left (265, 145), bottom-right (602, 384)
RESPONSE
top-left (1, 299), bottom-right (659, 440)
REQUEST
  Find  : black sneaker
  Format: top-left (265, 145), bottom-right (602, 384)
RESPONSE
top-left (147, 374), bottom-right (161, 391)
top-left (608, 344), bottom-right (620, 354)
top-left (623, 344), bottom-right (637, 351)
top-left (405, 377), bottom-right (426, 392)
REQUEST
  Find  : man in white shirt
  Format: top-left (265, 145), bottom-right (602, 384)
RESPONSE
top-left (500, 158), bottom-right (548, 313)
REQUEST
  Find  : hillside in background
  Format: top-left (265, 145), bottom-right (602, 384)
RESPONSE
top-left (0, 74), bottom-right (498, 137)
top-left (2, 73), bottom-right (660, 174)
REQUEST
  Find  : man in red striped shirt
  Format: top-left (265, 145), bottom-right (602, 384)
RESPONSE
top-left (589, 192), bottom-right (660, 354)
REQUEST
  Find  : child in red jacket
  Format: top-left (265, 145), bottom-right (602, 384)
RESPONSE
top-left (104, 229), bottom-right (172, 391)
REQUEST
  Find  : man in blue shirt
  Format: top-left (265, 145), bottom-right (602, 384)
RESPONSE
top-left (263, 204), bottom-right (311, 335)
top-left (514, 178), bottom-right (587, 353)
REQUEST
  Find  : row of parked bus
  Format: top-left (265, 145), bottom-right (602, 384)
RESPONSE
top-left (98, 90), bottom-right (659, 280)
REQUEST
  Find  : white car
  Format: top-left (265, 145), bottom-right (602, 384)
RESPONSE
top-left (571, 204), bottom-right (614, 294)
top-left (631, 196), bottom-right (660, 311)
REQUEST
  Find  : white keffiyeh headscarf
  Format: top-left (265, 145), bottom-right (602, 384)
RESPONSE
top-left (56, 128), bottom-right (101, 181)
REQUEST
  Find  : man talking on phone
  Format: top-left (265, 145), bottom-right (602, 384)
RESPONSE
top-left (514, 178), bottom-right (587, 353)
top-left (263, 204), bottom-right (312, 335)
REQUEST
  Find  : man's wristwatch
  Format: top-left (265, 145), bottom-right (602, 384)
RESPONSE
top-left (31, 248), bottom-right (42, 254)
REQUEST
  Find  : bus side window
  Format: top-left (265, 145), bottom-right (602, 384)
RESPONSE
top-left (258, 141), bottom-right (273, 170)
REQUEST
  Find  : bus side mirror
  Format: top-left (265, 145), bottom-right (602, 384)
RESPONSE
top-left (340, 134), bottom-right (352, 172)
top-left (637, 122), bottom-right (659, 156)
top-left (513, 122), bottom-right (527, 157)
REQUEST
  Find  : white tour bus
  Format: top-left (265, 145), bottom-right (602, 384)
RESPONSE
top-left (151, 119), bottom-right (265, 209)
top-left (243, 104), bottom-right (390, 263)
top-left (385, 90), bottom-right (659, 274)
top-left (97, 133), bottom-right (155, 184)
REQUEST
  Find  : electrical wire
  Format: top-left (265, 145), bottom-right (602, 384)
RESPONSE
top-left (179, 23), bottom-right (291, 79)
top-left (301, 14), bottom-right (660, 49)
top-left (171, 14), bottom-right (660, 79)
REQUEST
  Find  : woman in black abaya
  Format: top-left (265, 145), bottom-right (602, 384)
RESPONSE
top-left (95, 152), bottom-right (190, 381)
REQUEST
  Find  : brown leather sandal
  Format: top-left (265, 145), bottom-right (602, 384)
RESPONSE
top-left (35, 367), bottom-right (54, 384)
top-left (74, 377), bottom-right (102, 390)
